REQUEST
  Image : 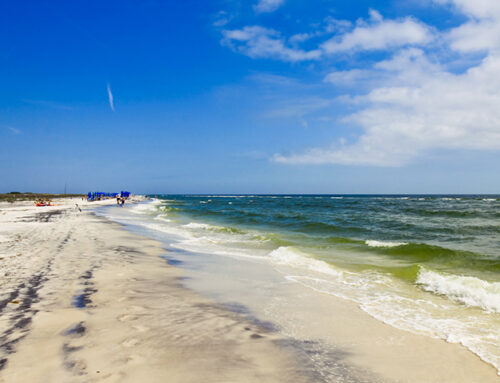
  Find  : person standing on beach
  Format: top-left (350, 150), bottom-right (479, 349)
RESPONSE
top-left (116, 196), bottom-right (120, 206)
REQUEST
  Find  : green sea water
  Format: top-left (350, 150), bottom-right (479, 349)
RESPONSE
top-left (153, 195), bottom-right (500, 283)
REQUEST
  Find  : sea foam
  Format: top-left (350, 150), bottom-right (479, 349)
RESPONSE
top-left (365, 240), bottom-right (408, 248)
top-left (269, 246), bottom-right (343, 277)
top-left (417, 268), bottom-right (500, 313)
top-left (130, 199), bottom-right (162, 214)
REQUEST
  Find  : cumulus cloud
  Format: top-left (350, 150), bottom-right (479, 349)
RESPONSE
top-left (434, 0), bottom-right (500, 19)
top-left (276, 46), bottom-right (500, 166)
top-left (222, 11), bottom-right (433, 63)
top-left (438, 0), bottom-right (500, 54)
top-left (221, 26), bottom-right (321, 62)
top-left (289, 18), bottom-right (352, 45)
top-left (254, 0), bottom-right (285, 14)
top-left (321, 12), bottom-right (434, 54)
top-left (324, 69), bottom-right (376, 86)
top-left (220, 2), bottom-right (500, 166)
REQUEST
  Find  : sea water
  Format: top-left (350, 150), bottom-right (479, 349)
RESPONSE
top-left (99, 195), bottom-right (500, 374)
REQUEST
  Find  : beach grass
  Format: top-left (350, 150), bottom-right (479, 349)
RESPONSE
top-left (0, 192), bottom-right (85, 203)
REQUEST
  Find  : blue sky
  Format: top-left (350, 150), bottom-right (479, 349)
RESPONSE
top-left (1, 0), bottom-right (500, 194)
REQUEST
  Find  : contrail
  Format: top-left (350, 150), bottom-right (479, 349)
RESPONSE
top-left (107, 83), bottom-right (115, 111)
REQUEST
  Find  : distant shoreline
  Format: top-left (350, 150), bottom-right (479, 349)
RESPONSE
top-left (0, 193), bottom-right (85, 203)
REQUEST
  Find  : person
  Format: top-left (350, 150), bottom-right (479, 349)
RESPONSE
top-left (120, 197), bottom-right (125, 207)
top-left (116, 196), bottom-right (120, 206)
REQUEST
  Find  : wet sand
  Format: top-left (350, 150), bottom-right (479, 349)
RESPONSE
top-left (0, 199), bottom-right (308, 382)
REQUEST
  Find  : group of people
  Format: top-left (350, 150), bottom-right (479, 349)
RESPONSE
top-left (116, 196), bottom-right (126, 207)
top-left (35, 199), bottom-right (52, 207)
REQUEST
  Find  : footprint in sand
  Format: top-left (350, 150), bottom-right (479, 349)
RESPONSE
top-left (121, 338), bottom-right (140, 347)
top-left (127, 305), bottom-right (146, 312)
top-left (132, 325), bottom-right (149, 332)
top-left (124, 354), bottom-right (147, 365)
top-left (117, 314), bottom-right (137, 322)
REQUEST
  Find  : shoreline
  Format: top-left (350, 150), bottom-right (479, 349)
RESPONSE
top-left (99, 198), bottom-right (500, 383)
top-left (0, 197), bottom-right (499, 382)
top-left (0, 198), bottom-right (309, 382)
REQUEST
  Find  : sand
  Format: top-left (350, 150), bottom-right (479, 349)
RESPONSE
top-left (0, 198), bottom-right (307, 383)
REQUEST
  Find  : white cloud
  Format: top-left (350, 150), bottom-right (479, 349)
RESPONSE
top-left (107, 84), bottom-right (115, 112)
top-left (289, 17), bottom-right (352, 45)
top-left (324, 69), bottom-right (375, 86)
top-left (219, 3), bottom-right (500, 166)
top-left (221, 11), bottom-right (433, 63)
top-left (289, 32), bottom-right (312, 44)
top-left (213, 10), bottom-right (232, 27)
top-left (434, 0), bottom-right (500, 19)
top-left (254, 0), bottom-right (285, 14)
top-left (272, 1), bottom-right (500, 166)
top-left (276, 50), bottom-right (500, 166)
top-left (222, 26), bottom-right (321, 62)
top-left (447, 20), bottom-right (500, 53)
top-left (321, 15), bottom-right (433, 54)
top-left (436, 0), bottom-right (500, 53)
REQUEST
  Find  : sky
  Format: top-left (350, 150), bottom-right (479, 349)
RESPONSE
top-left (1, 0), bottom-right (500, 194)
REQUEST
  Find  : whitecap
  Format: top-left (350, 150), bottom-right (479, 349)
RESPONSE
top-left (365, 240), bottom-right (408, 248)
top-left (183, 222), bottom-right (213, 230)
top-left (417, 268), bottom-right (500, 313)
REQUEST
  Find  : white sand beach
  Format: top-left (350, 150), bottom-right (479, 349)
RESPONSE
top-left (0, 198), bottom-right (307, 383)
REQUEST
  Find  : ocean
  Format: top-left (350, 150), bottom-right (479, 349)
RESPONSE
top-left (100, 194), bottom-right (500, 375)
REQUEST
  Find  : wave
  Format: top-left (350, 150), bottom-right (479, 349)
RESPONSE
top-left (365, 240), bottom-right (408, 248)
top-left (269, 246), bottom-right (343, 277)
top-left (371, 242), bottom-right (475, 262)
top-left (140, 222), bottom-right (195, 238)
top-left (301, 221), bottom-right (365, 234)
top-left (154, 215), bottom-right (171, 222)
top-left (129, 199), bottom-right (162, 214)
top-left (183, 222), bottom-right (212, 230)
top-left (323, 236), bottom-right (363, 245)
top-left (182, 222), bottom-right (246, 235)
top-left (403, 208), bottom-right (480, 218)
top-left (417, 267), bottom-right (500, 313)
top-left (159, 206), bottom-right (180, 213)
top-left (284, 270), bottom-right (500, 374)
top-left (170, 237), bottom-right (269, 261)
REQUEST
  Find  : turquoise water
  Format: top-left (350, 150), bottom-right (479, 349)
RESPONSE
top-left (127, 195), bottom-right (500, 372)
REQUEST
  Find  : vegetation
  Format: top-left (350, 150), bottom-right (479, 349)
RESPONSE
top-left (0, 193), bottom-right (85, 203)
